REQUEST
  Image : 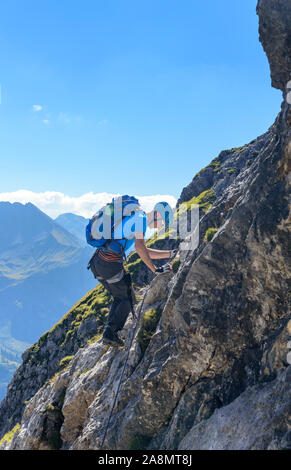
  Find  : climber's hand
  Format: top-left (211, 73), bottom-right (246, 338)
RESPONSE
top-left (155, 263), bottom-right (172, 274)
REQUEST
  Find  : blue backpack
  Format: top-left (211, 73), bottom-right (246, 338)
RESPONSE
top-left (86, 195), bottom-right (140, 253)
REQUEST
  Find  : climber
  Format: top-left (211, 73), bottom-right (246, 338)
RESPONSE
top-left (86, 195), bottom-right (176, 347)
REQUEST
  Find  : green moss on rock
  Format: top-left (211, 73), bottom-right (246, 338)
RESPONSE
top-left (45, 404), bottom-right (57, 412)
top-left (204, 227), bottom-right (218, 243)
top-left (177, 189), bottom-right (215, 216)
top-left (0, 423), bottom-right (20, 446)
top-left (197, 156), bottom-right (222, 176)
top-left (137, 307), bottom-right (162, 353)
top-left (230, 145), bottom-right (246, 152)
top-left (23, 283), bottom-right (113, 369)
top-left (208, 157), bottom-right (222, 173)
top-left (126, 257), bottom-right (142, 283)
top-left (59, 355), bottom-right (74, 370)
top-left (171, 257), bottom-right (181, 273)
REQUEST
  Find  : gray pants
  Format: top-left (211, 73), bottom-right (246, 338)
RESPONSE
top-left (88, 251), bottom-right (134, 332)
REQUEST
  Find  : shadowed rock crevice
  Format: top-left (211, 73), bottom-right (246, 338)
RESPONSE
top-left (40, 401), bottom-right (65, 450)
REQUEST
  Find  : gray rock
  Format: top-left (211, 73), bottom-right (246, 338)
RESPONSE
top-left (257, 0), bottom-right (291, 91)
top-left (178, 366), bottom-right (291, 450)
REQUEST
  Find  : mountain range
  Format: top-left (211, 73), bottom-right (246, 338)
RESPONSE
top-left (54, 213), bottom-right (88, 245)
top-left (0, 202), bottom-right (95, 399)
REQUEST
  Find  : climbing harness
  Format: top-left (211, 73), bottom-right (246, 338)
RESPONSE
top-left (99, 284), bottom-right (150, 449)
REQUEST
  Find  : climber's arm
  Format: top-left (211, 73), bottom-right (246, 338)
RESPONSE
top-left (135, 233), bottom-right (172, 273)
top-left (134, 234), bottom-right (156, 273)
top-left (146, 247), bottom-right (171, 259)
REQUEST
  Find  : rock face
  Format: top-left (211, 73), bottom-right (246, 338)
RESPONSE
top-left (0, 0), bottom-right (290, 450)
top-left (179, 366), bottom-right (291, 450)
top-left (257, 0), bottom-right (291, 91)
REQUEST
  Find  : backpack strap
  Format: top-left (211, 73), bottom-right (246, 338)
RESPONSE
top-left (104, 239), bottom-right (128, 261)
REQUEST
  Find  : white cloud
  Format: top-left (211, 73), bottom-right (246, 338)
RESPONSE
top-left (33, 105), bottom-right (42, 112)
top-left (137, 195), bottom-right (177, 213)
top-left (0, 190), bottom-right (177, 219)
top-left (43, 119), bottom-right (50, 125)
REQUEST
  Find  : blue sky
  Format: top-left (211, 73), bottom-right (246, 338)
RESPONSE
top-left (0, 0), bottom-right (282, 206)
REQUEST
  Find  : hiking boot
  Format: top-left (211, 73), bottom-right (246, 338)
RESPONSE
top-left (102, 327), bottom-right (124, 348)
